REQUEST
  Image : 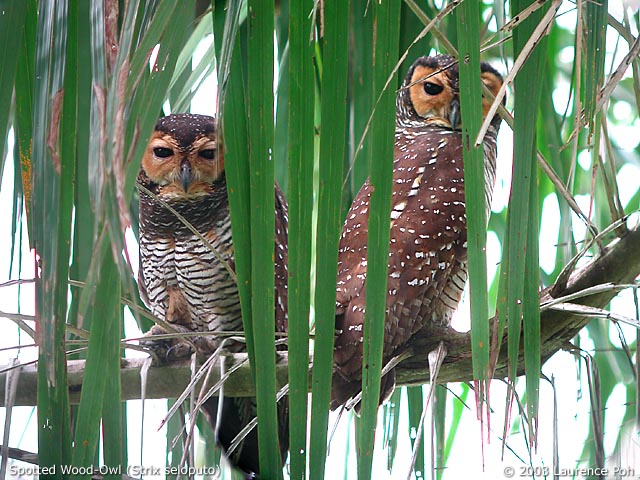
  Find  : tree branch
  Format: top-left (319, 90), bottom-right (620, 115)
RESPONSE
top-left (1, 219), bottom-right (639, 405)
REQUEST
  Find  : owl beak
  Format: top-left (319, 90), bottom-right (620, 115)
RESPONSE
top-left (449, 99), bottom-right (461, 129)
top-left (180, 159), bottom-right (193, 192)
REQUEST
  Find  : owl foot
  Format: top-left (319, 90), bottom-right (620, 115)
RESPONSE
top-left (141, 325), bottom-right (220, 364)
top-left (140, 325), bottom-right (195, 364)
top-left (167, 333), bottom-right (218, 359)
top-left (190, 335), bottom-right (218, 357)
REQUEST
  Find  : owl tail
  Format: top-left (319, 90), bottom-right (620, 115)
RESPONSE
top-left (202, 396), bottom-right (289, 478)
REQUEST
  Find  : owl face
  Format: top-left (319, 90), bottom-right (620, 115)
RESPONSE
top-left (399, 54), bottom-right (503, 130)
top-left (140, 114), bottom-right (223, 198)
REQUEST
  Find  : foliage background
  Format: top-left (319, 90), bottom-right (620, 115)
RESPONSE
top-left (0, 0), bottom-right (639, 479)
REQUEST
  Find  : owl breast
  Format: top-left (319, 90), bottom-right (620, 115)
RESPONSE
top-left (173, 221), bottom-right (241, 331)
top-left (138, 184), bottom-right (243, 337)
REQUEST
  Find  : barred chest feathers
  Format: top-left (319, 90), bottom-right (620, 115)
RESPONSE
top-left (138, 176), bottom-right (243, 335)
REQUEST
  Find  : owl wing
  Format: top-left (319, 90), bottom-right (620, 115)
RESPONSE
top-left (201, 184), bottom-right (290, 475)
top-left (332, 128), bottom-right (466, 407)
top-left (385, 129), bottom-right (466, 351)
top-left (138, 248), bottom-right (150, 308)
top-left (274, 183), bottom-right (289, 336)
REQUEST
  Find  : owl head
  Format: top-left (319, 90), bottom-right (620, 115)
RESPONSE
top-left (396, 54), bottom-right (503, 132)
top-left (140, 113), bottom-right (223, 198)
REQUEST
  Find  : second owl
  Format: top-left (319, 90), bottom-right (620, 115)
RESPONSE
top-left (332, 54), bottom-right (503, 409)
top-left (137, 114), bottom-right (289, 477)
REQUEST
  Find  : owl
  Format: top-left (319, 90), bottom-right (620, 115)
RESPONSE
top-left (331, 55), bottom-right (503, 408)
top-left (137, 113), bottom-right (289, 476)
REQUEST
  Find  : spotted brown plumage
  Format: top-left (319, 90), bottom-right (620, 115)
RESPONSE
top-left (331, 55), bottom-right (503, 409)
top-left (137, 114), bottom-right (289, 477)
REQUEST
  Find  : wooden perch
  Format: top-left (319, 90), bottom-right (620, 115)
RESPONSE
top-left (1, 218), bottom-right (639, 406)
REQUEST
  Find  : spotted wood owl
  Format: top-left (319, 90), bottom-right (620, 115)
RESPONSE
top-left (331, 55), bottom-right (503, 409)
top-left (137, 113), bottom-right (289, 476)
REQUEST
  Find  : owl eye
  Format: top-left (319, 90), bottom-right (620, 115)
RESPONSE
top-left (423, 82), bottom-right (444, 96)
top-left (153, 147), bottom-right (174, 158)
top-left (199, 149), bottom-right (215, 160)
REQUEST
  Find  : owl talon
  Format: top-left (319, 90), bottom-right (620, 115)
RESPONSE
top-left (165, 342), bottom-right (195, 361)
top-left (140, 336), bottom-right (174, 365)
top-left (141, 325), bottom-right (194, 364)
top-left (191, 335), bottom-right (218, 357)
